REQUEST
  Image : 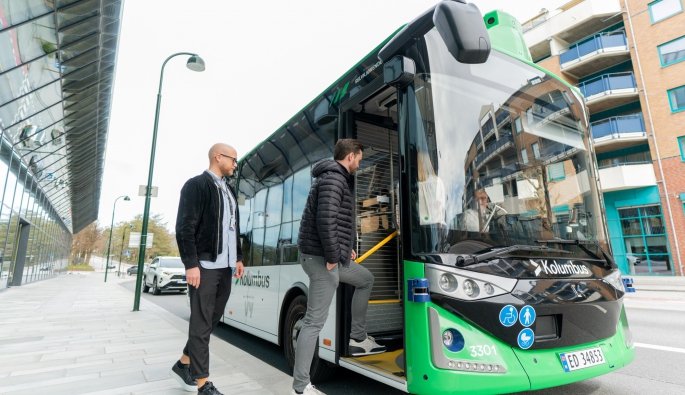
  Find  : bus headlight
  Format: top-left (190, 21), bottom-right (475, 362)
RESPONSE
top-left (463, 280), bottom-right (479, 298)
top-left (425, 264), bottom-right (517, 301)
top-left (442, 329), bottom-right (453, 346)
top-left (604, 270), bottom-right (624, 292)
top-left (442, 328), bottom-right (465, 352)
top-left (439, 274), bottom-right (457, 292)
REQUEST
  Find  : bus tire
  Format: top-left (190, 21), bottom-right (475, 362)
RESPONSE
top-left (283, 295), bottom-right (336, 383)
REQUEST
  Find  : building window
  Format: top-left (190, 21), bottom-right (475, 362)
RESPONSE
top-left (520, 148), bottom-right (529, 165)
top-left (658, 35), bottom-right (685, 66)
top-left (668, 85), bottom-right (685, 112)
top-left (618, 206), bottom-right (673, 275)
top-left (547, 162), bottom-right (565, 181)
top-left (649, 0), bottom-right (683, 23)
top-left (515, 117), bottom-right (523, 134)
top-left (532, 142), bottom-right (540, 160)
top-left (679, 136), bottom-right (685, 161)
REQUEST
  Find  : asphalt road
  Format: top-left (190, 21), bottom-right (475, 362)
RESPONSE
top-left (120, 280), bottom-right (685, 395)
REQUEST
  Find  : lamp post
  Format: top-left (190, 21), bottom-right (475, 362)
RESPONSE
top-left (118, 224), bottom-right (135, 277)
top-left (104, 195), bottom-right (130, 282)
top-left (133, 52), bottom-right (205, 311)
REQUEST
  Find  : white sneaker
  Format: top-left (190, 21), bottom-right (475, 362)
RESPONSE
top-left (349, 335), bottom-right (387, 356)
top-left (290, 384), bottom-right (326, 395)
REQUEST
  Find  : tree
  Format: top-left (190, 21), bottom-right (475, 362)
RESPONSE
top-left (100, 213), bottom-right (179, 263)
top-left (70, 221), bottom-right (103, 265)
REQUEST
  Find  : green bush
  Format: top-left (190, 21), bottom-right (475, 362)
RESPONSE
top-left (41, 40), bottom-right (56, 54)
top-left (67, 264), bottom-right (93, 271)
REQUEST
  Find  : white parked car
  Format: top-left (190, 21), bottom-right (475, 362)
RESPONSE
top-left (142, 257), bottom-right (187, 295)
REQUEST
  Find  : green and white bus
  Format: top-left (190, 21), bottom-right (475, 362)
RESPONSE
top-left (221, 1), bottom-right (635, 393)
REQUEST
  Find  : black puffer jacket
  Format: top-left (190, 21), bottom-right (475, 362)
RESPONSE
top-left (297, 159), bottom-right (355, 267)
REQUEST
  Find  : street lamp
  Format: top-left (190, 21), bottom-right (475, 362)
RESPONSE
top-left (118, 224), bottom-right (135, 277)
top-left (105, 195), bottom-right (130, 282)
top-left (133, 52), bottom-right (205, 311)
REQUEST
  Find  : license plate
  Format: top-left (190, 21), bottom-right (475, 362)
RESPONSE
top-left (559, 347), bottom-right (606, 372)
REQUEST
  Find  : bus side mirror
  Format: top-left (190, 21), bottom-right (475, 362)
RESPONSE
top-left (433, 1), bottom-right (490, 64)
top-left (384, 56), bottom-right (415, 89)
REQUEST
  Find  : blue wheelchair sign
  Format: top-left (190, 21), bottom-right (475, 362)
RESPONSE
top-left (519, 306), bottom-right (536, 327)
top-left (499, 305), bottom-right (518, 327)
top-left (517, 328), bottom-right (535, 349)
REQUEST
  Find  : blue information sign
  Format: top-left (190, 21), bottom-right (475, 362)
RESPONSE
top-left (499, 305), bottom-right (518, 327)
top-left (517, 328), bottom-right (535, 349)
top-left (519, 306), bottom-right (536, 327)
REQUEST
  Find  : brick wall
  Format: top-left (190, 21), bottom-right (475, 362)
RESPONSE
top-left (653, 157), bottom-right (685, 275)
top-left (625, 0), bottom-right (685, 275)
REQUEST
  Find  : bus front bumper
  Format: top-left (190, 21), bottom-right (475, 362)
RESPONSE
top-left (406, 303), bottom-right (634, 395)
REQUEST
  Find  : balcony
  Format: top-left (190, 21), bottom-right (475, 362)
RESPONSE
top-left (475, 134), bottom-right (515, 169)
top-left (598, 162), bottom-right (656, 192)
top-left (559, 31), bottom-right (630, 77)
top-left (591, 114), bottom-right (646, 148)
top-left (577, 72), bottom-right (639, 113)
top-left (480, 163), bottom-right (521, 187)
top-left (523, 0), bottom-right (624, 62)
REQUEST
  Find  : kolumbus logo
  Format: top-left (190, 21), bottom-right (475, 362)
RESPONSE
top-left (529, 259), bottom-right (590, 276)
top-left (237, 270), bottom-right (270, 288)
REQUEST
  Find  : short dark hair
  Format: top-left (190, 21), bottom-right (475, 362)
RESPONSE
top-left (334, 139), bottom-right (364, 160)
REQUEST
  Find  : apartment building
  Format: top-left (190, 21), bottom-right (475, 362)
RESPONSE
top-left (521, 0), bottom-right (685, 276)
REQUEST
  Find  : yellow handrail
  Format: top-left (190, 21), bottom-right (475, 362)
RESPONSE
top-left (355, 230), bottom-right (399, 264)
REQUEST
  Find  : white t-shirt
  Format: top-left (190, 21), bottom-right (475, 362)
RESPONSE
top-left (200, 170), bottom-right (237, 269)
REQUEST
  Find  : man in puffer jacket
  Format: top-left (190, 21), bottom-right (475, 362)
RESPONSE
top-left (291, 139), bottom-right (386, 395)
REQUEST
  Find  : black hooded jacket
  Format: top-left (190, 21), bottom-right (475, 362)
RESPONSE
top-left (297, 159), bottom-right (355, 267)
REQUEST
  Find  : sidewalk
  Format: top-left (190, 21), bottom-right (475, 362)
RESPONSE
top-left (0, 272), bottom-right (292, 395)
top-left (630, 275), bottom-right (685, 292)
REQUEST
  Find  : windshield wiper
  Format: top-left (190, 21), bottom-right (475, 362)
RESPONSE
top-left (536, 238), bottom-right (614, 270)
top-left (456, 245), bottom-right (571, 267)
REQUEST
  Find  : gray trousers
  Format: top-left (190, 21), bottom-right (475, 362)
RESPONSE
top-left (292, 253), bottom-right (374, 391)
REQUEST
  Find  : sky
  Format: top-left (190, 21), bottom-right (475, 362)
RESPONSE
top-left (98, 0), bottom-right (569, 231)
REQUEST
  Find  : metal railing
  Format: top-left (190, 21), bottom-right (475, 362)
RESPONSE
top-left (576, 72), bottom-right (637, 99)
top-left (476, 134), bottom-right (514, 168)
top-left (521, 14), bottom-right (548, 33)
top-left (598, 160), bottom-right (651, 169)
top-left (591, 114), bottom-right (646, 141)
top-left (559, 31), bottom-right (627, 66)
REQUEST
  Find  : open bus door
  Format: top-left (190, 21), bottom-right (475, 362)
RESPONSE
top-left (336, 80), bottom-right (406, 386)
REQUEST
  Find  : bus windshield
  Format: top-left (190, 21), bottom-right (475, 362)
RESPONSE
top-left (407, 31), bottom-right (608, 259)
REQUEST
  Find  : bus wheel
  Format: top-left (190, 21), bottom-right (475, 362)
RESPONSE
top-left (284, 295), bottom-right (336, 383)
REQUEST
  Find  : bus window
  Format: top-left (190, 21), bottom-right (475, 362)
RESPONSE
top-left (265, 184), bottom-right (283, 228)
top-left (282, 175), bottom-right (293, 223)
top-left (263, 226), bottom-right (280, 265)
top-left (292, 166), bottom-right (311, 221)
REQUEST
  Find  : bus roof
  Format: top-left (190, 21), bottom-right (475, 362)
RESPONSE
top-left (238, 25), bottom-right (405, 164)
top-left (239, 10), bottom-right (582, 166)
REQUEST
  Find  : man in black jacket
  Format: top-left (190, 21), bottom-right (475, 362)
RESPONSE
top-left (170, 143), bottom-right (244, 395)
top-left (291, 139), bottom-right (386, 395)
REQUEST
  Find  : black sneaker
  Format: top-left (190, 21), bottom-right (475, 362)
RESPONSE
top-left (198, 381), bottom-right (224, 395)
top-left (169, 360), bottom-right (197, 392)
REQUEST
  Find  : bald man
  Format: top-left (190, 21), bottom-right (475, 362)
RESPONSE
top-left (171, 143), bottom-right (245, 395)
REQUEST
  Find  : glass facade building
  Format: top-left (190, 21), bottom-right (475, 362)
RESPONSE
top-left (0, 0), bottom-right (123, 289)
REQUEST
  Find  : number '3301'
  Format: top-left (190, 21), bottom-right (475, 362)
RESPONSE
top-left (470, 345), bottom-right (497, 357)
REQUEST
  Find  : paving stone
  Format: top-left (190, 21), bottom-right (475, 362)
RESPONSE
top-left (0, 273), bottom-right (283, 395)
